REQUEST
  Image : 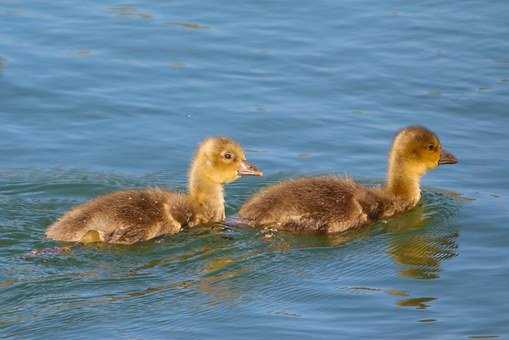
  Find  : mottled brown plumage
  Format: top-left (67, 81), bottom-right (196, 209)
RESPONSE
top-left (46, 188), bottom-right (189, 244)
top-left (46, 137), bottom-right (262, 244)
top-left (239, 126), bottom-right (457, 233)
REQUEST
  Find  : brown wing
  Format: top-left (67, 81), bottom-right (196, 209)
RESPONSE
top-left (239, 176), bottom-right (384, 233)
top-left (46, 188), bottom-right (192, 244)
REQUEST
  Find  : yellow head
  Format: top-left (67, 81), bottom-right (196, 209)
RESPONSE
top-left (389, 126), bottom-right (458, 176)
top-left (190, 137), bottom-right (263, 185)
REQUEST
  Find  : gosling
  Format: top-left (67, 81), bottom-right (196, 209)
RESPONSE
top-left (46, 137), bottom-right (262, 244)
top-left (239, 126), bottom-right (457, 233)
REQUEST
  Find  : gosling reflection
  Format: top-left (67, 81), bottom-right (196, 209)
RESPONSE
top-left (197, 257), bottom-right (245, 303)
top-left (384, 203), bottom-right (459, 280)
top-left (396, 296), bottom-right (436, 309)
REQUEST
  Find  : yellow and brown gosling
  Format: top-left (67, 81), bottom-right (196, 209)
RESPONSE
top-left (46, 137), bottom-right (262, 244)
top-left (239, 126), bottom-right (457, 233)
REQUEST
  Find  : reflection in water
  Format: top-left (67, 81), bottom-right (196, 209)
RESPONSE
top-left (390, 232), bottom-right (458, 280)
top-left (384, 200), bottom-right (459, 280)
top-left (0, 279), bottom-right (16, 288)
top-left (246, 190), bottom-right (461, 312)
top-left (63, 255), bottom-right (245, 307)
top-left (198, 257), bottom-right (244, 303)
top-left (107, 4), bottom-right (152, 20)
top-left (396, 297), bottom-right (436, 309)
top-left (166, 22), bottom-right (210, 30)
top-left (341, 286), bottom-right (437, 310)
top-left (171, 256), bottom-right (245, 304)
top-left (386, 288), bottom-right (408, 297)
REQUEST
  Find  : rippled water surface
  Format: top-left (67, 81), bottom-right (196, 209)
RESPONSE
top-left (1, 0), bottom-right (509, 339)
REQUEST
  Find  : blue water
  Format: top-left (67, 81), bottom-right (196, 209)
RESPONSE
top-left (1, 0), bottom-right (509, 338)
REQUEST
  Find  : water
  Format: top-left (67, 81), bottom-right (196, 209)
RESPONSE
top-left (1, 0), bottom-right (508, 338)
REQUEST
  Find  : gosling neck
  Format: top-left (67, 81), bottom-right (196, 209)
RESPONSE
top-left (187, 166), bottom-right (225, 221)
top-left (384, 155), bottom-right (423, 205)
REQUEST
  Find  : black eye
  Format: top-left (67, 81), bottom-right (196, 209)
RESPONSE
top-left (224, 153), bottom-right (232, 160)
top-left (427, 144), bottom-right (435, 151)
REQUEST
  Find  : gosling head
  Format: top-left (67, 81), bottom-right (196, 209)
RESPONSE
top-left (390, 126), bottom-right (458, 176)
top-left (191, 137), bottom-right (263, 185)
